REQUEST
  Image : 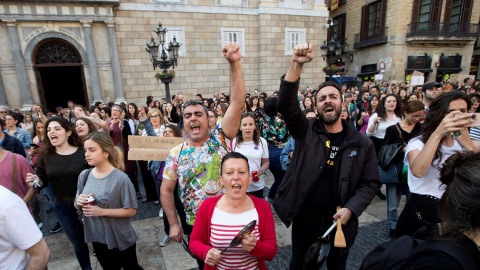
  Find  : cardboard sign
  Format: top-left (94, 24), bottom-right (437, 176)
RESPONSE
top-left (375, 74), bottom-right (383, 81)
top-left (128, 136), bottom-right (184, 161)
top-left (449, 73), bottom-right (459, 83)
top-left (458, 74), bottom-right (475, 84)
top-left (410, 76), bottom-right (425, 86)
top-left (412, 71), bottom-right (424, 77)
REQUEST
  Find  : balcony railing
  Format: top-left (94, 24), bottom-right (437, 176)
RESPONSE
top-left (353, 27), bottom-right (388, 49)
top-left (406, 22), bottom-right (479, 38)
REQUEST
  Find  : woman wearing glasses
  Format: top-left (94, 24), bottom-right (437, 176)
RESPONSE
top-left (108, 105), bottom-right (140, 198)
top-left (139, 108), bottom-right (165, 204)
top-left (232, 113), bottom-right (269, 199)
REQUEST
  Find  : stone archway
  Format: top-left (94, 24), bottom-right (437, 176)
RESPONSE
top-left (33, 39), bottom-right (88, 111)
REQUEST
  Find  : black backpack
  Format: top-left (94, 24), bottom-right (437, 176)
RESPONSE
top-left (359, 229), bottom-right (476, 270)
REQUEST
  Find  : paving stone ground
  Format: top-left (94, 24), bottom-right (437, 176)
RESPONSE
top-left (39, 166), bottom-right (396, 270)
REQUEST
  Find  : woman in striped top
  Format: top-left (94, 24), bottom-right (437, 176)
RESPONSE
top-left (189, 152), bottom-right (277, 269)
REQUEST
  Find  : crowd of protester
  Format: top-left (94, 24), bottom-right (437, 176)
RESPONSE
top-left (0, 43), bottom-right (480, 270)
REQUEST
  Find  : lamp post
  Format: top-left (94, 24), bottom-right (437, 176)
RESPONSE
top-left (145, 22), bottom-right (181, 103)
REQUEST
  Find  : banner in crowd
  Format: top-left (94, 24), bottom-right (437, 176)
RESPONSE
top-left (128, 136), bottom-right (185, 161)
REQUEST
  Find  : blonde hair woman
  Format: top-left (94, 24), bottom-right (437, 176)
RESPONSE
top-left (75, 132), bottom-right (143, 270)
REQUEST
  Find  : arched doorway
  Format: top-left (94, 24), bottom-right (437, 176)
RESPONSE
top-left (34, 39), bottom-right (88, 112)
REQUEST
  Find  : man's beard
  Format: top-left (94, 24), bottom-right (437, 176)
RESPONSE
top-left (425, 92), bottom-right (436, 101)
top-left (318, 105), bottom-right (342, 125)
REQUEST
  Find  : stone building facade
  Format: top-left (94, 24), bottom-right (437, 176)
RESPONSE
top-left (327, 0), bottom-right (480, 84)
top-left (0, 0), bottom-right (328, 111)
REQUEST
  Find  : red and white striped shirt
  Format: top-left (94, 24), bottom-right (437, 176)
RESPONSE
top-left (210, 207), bottom-right (260, 270)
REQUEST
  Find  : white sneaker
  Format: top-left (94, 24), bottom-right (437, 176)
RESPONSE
top-left (159, 208), bottom-right (164, 218)
top-left (159, 235), bottom-right (171, 247)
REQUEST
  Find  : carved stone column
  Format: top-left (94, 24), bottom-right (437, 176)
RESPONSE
top-left (0, 72), bottom-right (8, 108)
top-left (105, 20), bottom-right (126, 104)
top-left (4, 19), bottom-right (33, 111)
top-left (81, 20), bottom-right (103, 104)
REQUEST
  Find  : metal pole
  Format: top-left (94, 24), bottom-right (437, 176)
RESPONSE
top-left (165, 81), bottom-right (171, 103)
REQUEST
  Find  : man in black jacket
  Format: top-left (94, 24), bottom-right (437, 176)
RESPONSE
top-left (273, 43), bottom-right (380, 270)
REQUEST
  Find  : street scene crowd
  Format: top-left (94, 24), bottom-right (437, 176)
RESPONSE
top-left (1, 43), bottom-right (480, 270)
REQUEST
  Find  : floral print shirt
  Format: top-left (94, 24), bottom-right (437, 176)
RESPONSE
top-left (261, 114), bottom-right (289, 146)
top-left (162, 126), bottom-right (230, 226)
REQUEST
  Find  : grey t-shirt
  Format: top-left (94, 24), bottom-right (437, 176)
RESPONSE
top-left (76, 168), bottom-right (138, 251)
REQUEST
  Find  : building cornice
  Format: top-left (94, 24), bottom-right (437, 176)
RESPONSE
top-left (118, 3), bottom-right (328, 17)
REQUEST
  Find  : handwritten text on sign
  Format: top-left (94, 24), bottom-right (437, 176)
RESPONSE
top-left (127, 136), bottom-right (184, 161)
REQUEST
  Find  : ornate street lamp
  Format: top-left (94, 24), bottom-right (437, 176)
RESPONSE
top-left (145, 22), bottom-right (182, 103)
top-left (321, 41), bottom-right (328, 60)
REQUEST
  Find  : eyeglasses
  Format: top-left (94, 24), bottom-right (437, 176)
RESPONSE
top-left (5, 118), bottom-right (14, 121)
top-left (150, 115), bottom-right (160, 119)
top-left (0, 111), bottom-right (7, 114)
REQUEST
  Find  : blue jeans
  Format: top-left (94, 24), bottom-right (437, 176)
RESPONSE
top-left (150, 170), bottom-right (161, 203)
top-left (44, 183), bottom-right (55, 209)
top-left (54, 201), bottom-right (92, 270)
top-left (267, 145), bottom-right (286, 200)
top-left (386, 183), bottom-right (411, 230)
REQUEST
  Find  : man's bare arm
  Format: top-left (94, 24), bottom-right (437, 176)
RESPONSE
top-left (160, 179), bottom-right (183, 243)
top-left (25, 238), bottom-right (50, 270)
top-left (219, 44), bottom-right (246, 140)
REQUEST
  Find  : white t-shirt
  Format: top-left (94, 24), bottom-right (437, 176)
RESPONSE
top-left (404, 136), bottom-right (463, 199)
top-left (366, 113), bottom-right (402, 139)
top-left (231, 138), bottom-right (269, 192)
top-left (0, 186), bottom-right (42, 270)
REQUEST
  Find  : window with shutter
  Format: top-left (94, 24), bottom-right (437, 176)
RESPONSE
top-left (221, 28), bottom-right (245, 56)
top-left (355, 0), bottom-right (388, 48)
top-left (165, 27), bottom-right (186, 57)
top-left (284, 28), bottom-right (306, 55)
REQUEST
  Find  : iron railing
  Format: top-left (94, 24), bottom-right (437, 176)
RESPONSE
top-left (353, 26), bottom-right (388, 49)
top-left (406, 22), bottom-right (479, 38)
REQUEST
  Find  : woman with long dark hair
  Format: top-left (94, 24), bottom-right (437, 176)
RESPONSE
top-left (30, 116), bottom-right (92, 269)
top-left (75, 117), bottom-right (97, 140)
top-left (401, 152), bottom-right (480, 268)
top-left (163, 102), bottom-right (179, 125)
top-left (75, 132), bottom-right (143, 270)
top-left (232, 113), bottom-right (269, 199)
top-left (357, 95), bottom-right (379, 133)
top-left (366, 94), bottom-right (403, 154)
top-left (381, 100), bottom-right (424, 239)
top-left (396, 91), bottom-right (476, 238)
top-left (302, 96), bottom-right (315, 111)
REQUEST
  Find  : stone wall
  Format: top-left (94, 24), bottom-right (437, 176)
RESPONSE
top-left (0, 0), bottom-right (328, 109)
top-left (115, 0), bottom-right (328, 105)
top-left (329, 0), bottom-right (480, 83)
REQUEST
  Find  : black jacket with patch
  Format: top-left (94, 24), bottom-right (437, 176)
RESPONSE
top-left (273, 76), bottom-right (381, 246)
